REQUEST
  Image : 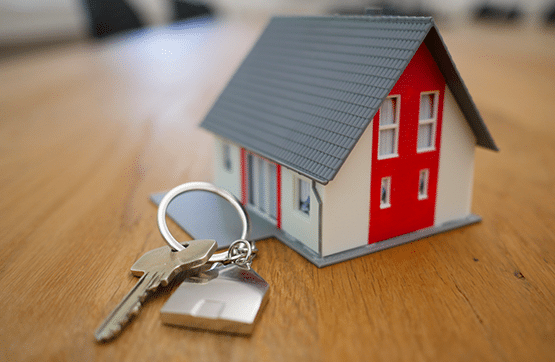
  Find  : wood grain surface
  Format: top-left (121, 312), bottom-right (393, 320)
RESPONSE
top-left (1, 19), bottom-right (554, 362)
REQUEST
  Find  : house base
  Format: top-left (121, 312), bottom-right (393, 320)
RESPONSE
top-left (150, 191), bottom-right (481, 267)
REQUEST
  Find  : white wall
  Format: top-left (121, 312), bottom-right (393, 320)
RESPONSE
top-left (320, 123), bottom-right (373, 256)
top-left (213, 137), bottom-right (241, 198)
top-left (280, 169), bottom-right (320, 253)
top-left (435, 86), bottom-right (476, 226)
top-left (215, 138), bottom-right (321, 253)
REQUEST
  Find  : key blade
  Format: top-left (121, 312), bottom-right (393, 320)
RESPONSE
top-left (95, 272), bottom-right (161, 342)
top-left (95, 239), bottom-right (217, 342)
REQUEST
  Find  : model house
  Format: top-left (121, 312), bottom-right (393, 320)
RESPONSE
top-left (200, 15), bottom-right (497, 267)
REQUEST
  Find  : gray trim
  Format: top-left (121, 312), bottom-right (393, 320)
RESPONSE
top-left (311, 180), bottom-right (323, 257)
top-left (264, 214), bottom-right (482, 268)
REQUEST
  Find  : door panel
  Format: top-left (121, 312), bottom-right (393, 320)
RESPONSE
top-left (244, 152), bottom-right (279, 224)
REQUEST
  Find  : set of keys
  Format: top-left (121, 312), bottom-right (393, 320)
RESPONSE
top-left (94, 182), bottom-right (269, 342)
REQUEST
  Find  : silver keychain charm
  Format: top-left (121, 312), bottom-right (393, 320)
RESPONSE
top-left (157, 182), bottom-right (269, 334)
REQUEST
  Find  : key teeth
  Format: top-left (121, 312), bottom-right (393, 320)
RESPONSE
top-left (139, 292), bottom-right (148, 302)
top-left (130, 302), bottom-right (142, 316)
top-left (112, 325), bottom-right (122, 335)
top-left (95, 300), bottom-right (145, 342)
top-left (95, 324), bottom-right (122, 342)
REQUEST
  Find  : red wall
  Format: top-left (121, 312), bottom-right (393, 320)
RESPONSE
top-left (368, 43), bottom-right (446, 243)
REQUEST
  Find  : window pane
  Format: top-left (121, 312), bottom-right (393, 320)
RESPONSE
top-left (269, 163), bottom-right (277, 219)
top-left (298, 179), bottom-right (310, 215)
top-left (419, 94), bottom-right (434, 120)
top-left (418, 124), bottom-right (433, 149)
top-left (380, 98), bottom-right (396, 126)
top-left (418, 170), bottom-right (428, 199)
top-left (379, 129), bottom-right (395, 156)
top-left (223, 143), bottom-right (231, 171)
top-left (380, 177), bottom-right (390, 207)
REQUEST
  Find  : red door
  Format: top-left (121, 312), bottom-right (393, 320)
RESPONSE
top-left (368, 43), bottom-right (445, 244)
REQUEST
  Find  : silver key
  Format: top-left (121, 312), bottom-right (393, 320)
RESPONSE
top-left (94, 239), bottom-right (217, 342)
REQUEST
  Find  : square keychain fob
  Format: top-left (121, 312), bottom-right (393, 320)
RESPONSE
top-left (161, 263), bottom-right (269, 334)
top-left (155, 182), bottom-right (269, 335)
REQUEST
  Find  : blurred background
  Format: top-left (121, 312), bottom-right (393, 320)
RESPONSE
top-left (2, 2), bottom-right (554, 360)
top-left (1, 0), bottom-right (555, 58)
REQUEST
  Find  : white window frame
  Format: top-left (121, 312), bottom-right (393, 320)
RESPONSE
top-left (247, 153), bottom-right (277, 222)
top-left (378, 95), bottom-right (400, 160)
top-left (222, 142), bottom-right (232, 172)
top-left (418, 169), bottom-right (429, 200)
top-left (296, 177), bottom-right (311, 217)
top-left (256, 157), bottom-right (266, 213)
top-left (268, 163), bottom-right (277, 220)
top-left (417, 91), bottom-right (439, 153)
top-left (380, 177), bottom-right (391, 209)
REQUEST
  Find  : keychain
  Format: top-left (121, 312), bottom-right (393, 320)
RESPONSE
top-left (160, 255), bottom-right (269, 334)
top-left (95, 182), bottom-right (269, 342)
top-left (157, 182), bottom-right (269, 335)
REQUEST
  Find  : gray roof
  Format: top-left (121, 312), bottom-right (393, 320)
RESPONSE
top-left (201, 15), bottom-right (498, 184)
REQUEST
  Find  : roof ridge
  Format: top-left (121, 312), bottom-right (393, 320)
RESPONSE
top-left (274, 15), bottom-right (434, 23)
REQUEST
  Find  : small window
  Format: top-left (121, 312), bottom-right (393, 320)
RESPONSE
top-left (418, 92), bottom-right (438, 151)
top-left (418, 169), bottom-right (429, 200)
top-left (298, 178), bottom-right (310, 215)
top-left (223, 143), bottom-right (232, 171)
top-left (380, 177), bottom-right (391, 208)
top-left (378, 96), bottom-right (400, 158)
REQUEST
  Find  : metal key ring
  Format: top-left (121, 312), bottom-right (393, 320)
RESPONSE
top-left (157, 181), bottom-right (250, 252)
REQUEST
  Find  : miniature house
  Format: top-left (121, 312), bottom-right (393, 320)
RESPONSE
top-left (200, 15), bottom-right (497, 267)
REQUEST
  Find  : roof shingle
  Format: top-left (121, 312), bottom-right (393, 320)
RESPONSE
top-left (201, 15), bottom-right (497, 184)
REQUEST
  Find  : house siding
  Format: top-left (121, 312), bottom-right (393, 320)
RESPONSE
top-left (435, 87), bottom-right (476, 226)
top-left (280, 169), bottom-right (320, 253)
top-left (320, 123), bottom-right (373, 256)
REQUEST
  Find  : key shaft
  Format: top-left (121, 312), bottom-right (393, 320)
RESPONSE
top-left (95, 239), bottom-right (217, 342)
top-left (94, 271), bottom-right (160, 341)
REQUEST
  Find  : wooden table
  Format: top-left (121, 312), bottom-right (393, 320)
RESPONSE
top-left (1, 18), bottom-right (554, 361)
